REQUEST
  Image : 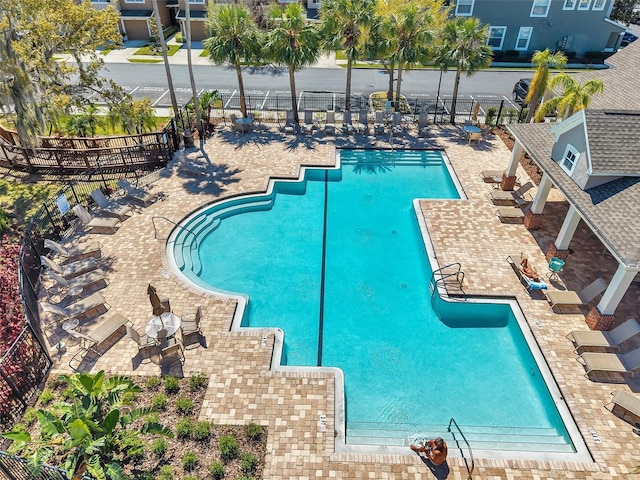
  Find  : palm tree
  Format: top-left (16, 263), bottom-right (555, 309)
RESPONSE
top-left (524, 49), bottom-right (567, 123)
top-left (151, 0), bottom-right (179, 117)
top-left (535, 73), bottom-right (604, 122)
top-left (184, 0), bottom-right (203, 136)
top-left (204, 4), bottom-right (260, 118)
top-left (265, 3), bottom-right (320, 124)
top-left (433, 17), bottom-right (492, 124)
top-left (319, 0), bottom-right (376, 112)
top-left (2, 371), bottom-right (171, 480)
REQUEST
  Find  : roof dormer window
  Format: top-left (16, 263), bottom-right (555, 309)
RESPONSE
top-left (560, 144), bottom-right (580, 174)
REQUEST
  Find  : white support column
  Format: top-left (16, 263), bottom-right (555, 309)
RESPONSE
top-left (596, 264), bottom-right (637, 315)
top-left (530, 172), bottom-right (553, 215)
top-left (555, 204), bottom-right (581, 250)
top-left (506, 141), bottom-right (523, 177)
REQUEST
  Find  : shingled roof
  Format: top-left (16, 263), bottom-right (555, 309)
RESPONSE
top-left (583, 110), bottom-right (640, 175)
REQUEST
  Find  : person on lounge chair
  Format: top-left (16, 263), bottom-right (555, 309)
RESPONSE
top-left (520, 257), bottom-right (540, 282)
top-left (410, 437), bottom-right (448, 465)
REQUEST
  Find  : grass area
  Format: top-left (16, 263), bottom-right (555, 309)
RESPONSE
top-left (0, 179), bottom-right (61, 228)
top-left (128, 58), bottom-right (164, 63)
top-left (133, 44), bottom-right (181, 57)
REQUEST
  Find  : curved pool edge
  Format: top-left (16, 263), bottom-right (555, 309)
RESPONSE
top-left (164, 150), bottom-right (593, 463)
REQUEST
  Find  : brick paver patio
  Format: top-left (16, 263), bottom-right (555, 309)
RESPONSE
top-left (43, 123), bottom-right (639, 479)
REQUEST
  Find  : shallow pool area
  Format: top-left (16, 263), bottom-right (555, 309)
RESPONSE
top-left (168, 149), bottom-right (588, 458)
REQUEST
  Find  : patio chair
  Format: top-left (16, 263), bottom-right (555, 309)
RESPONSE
top-left (417, 112), bottom-right (429, 137)
top-left (544, 277), bottom-right (607, 311)
top-left (72, 205), bottom-right (121, 234)
top-left (159, 336), bottom-right (185, 364)
top-left (342, 110), bottom-right (355, 135)
top-left (577, 348), bottom-right (640, 379)
top-left (373, 111), bottom-right (385, 135)
top-left (283, 110), bottom-right (296, 134)
top-left (301, 110), bottom-right (315, 134)
top-left (324, 110), bottom-right (336, 135)
top-left (506, 254), bottom-right (548, 291)
top-left (125, 324), bottom-right (157, 352)
top-left (117, 179), bottom-right (159, 206)
top-left (40, 255), bottom-right (98, 280)
top-left (181, 305), bottom-right (202, 341)
top-left (357, 109), bottom-right (369, 134)
top-left (605, 390), bottom-right (640, 424)
top-left (481, 125), bottom-right (492, 140)
top-left (468, 131), bottom-right (482, 144)
top-left (40, 292), bottom-right (109, 321)
top-left (47, 270), bottom-right (107, 297)
top-left (90, 189), bottom-right (133, 221)
top-left (44, 239), bottom-right (101, 262)
top-left (568, 318), bottom-right (640, 354)
top-left (495, 206), bottom-right (526, 223)
top-left (490, 181), bottom-right (534, 206)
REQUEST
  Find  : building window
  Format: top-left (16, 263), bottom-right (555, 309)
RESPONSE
top-left (487, 26), bottom-right (507, 49)
top-left (560, 144), bottom-right (580, 174)
top-left (592, 0), bottom-right (605, 10)
top-left (515, 27), bottom-right (533, 50)
top-left (530, 0), bottom-right (551, 16)
top-left (124, 0), bottom-right (144, 3)
top-left (577, 0), bottom-right (591, 10)
top-left (455, 0), bottom-right (474, 16)
top-left (189, 0), bottom-right (205, 3)
top-left (563, 0), bottom-right (576, 9)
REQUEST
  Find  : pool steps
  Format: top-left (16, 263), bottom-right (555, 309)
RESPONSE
top-left (347, 422), bottom-right (574, 453)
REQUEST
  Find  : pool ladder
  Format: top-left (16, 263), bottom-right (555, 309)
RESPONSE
top-left (448, 417), bottom-right (475, 480)
top-left (152, 216), bottom-right (198, 246)
top-left (430, 262), bottom-right (466, 299)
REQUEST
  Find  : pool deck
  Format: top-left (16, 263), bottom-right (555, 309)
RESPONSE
top-left (43, 123), bottom-right (640, 479)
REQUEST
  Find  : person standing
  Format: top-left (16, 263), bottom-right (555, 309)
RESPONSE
top-left (410, 437), bottom-right (448, 465)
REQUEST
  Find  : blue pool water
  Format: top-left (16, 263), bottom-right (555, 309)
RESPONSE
top-left (173, 149), bottom-right (574, 452)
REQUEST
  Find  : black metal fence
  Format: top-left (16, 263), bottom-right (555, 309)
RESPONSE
top-left (0, 451), bottom-right (91, 480)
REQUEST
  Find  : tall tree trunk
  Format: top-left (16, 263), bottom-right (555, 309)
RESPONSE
top-left (152, 0), bottom-right (179, 117)
top-left (386, 61), bottom-right (395, 108)
top-left (289, 65), bottom-right (299, 124)
top-left (394, 63), bottom-right (404, 109)
top-left (345, 58), bottom-right (352, 112)
top-left (185, 1), bottom-right (202, 136)
top-left (449, 66), bottom-right (461, 124)
top-left (235, 62), bottom-right (247, 117)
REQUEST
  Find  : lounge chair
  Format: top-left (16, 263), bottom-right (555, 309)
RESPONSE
top-left (490, 181), bottom-right (534, 206)
top-left (44, 239), bottom-right (101, 262)
top-left (117, 179), bottom-right (159, 206)
top-left (357, 109), bottom-right (369, 134)
top-left (301, 110), bottom-right (315, 134)
top-left (506, 254), bottom-right (548, 291)
top-left (391, 112), bottom-right (404, 136)
top-left (544, 277), bottom-right (607, 311)
top-left (67, 314), bottom-right (131, 368)
top-left (480, 170), bottom-right (504, 184)
top-left (72, 205), bottom-right (121, 234)
top-left (324, 111), bottom-right (336, 135)
top-left (90, 189), bottom-right (133, 221)
top-left (342, 110), bottom-right (355, 135)
top-left (47, 270), bottom-right (107, 296)
top-left (40, 292), bottom-right (109, 321)
top-left (417, 112), bottom-right (429, 137)
top-left (568, 318), bottom-right (640, 354)
top-left (283, 110), bottom-right (296, 134)
top-left (40, 255), bottom-right (98, 280)
top-left (577, 348), bottom-right (640, 379)
top-left (606, 390), bottom-right (640, 424)
top-left (373, 111), bottom-right (385, 135)
top-left (495, 206), bottom-right (526, 223)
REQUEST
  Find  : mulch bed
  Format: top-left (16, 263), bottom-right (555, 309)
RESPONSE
top-left (19, 373), bottom-right (267, 480)
top-left (493, 125), bottom-right (543, 185)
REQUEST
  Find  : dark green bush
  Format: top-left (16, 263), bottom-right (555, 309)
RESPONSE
top-left (176, 397), bottom-right (194, 416)
top-left (192, 420), bottom-right (211, 442)
top-left (245, 422), bottom-right (264, 441)
top-left (210, 461), bottom-right (225, 479)
top-left (151, 438), bottom-right (167, 457)
top-left (158, 465), bottom-right (173, 480)
top-left (176, 418), bottom-right (193, 439)
top-left (189, 372), bottom-right (207, 391)
top-left (182, 451), bottom-right (198, 471)
top-left (152, 393), bottom-right (168, 410)
top-left (145, 376), bottom-right (161, 390)
top-left (219, 435), bottom-right (239, 460)
top-left (241, 452), bottom-right (258, 473)
top-left (163, 375), bottom-right (180, 395)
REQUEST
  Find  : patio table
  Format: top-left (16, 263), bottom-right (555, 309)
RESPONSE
top-left (145, 312), bottom-right (181, 339)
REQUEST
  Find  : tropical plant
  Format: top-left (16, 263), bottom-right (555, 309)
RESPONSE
top-left (535, 73), bottom-right (604, 122)
top-left (1, 371), bottom-right (172, 480)
top-left (264, 3), bottom-right (320, 124)
top-left (433, 17), bottom-right (492, 124)
top-left (198, 90), bottom-right (221, 125)
top-left (524, 49), bottom-right (567, 123)
top-left (319, 0), bottom-right (376, 111)
top-left (610, 0), bottom-right (637, 23)
top-left (204, 4), bottom-right (260, 117)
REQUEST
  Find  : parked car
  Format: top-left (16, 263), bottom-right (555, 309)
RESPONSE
top-left (512, 78), bottom-right (531, 104)
top-left (621, 31), bottom-right (638, 47)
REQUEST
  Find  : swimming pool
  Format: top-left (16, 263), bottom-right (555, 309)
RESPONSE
top-left (169, 149), bottom-right (587, 459)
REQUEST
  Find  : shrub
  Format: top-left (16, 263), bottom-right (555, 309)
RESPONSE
top-left (484, 106), bottom-right (498, 127)
top-left (219, 435), bottom-right (239, 460)
top-left (145, 376), bottom-right (161, 390)
top-left (245, 422), bottom-right (263, 441)
top-left (121, 391), bottom-right (137, 404)
top-left (189, 372), bottom-right (207, 391)
top-left (184, 477), bottom-right (198, 480)
top-left (39, 388), bottom-right (55, 405)
top-left (152, 393), bottom-right (168, 410)
top-left (210, 461), bottom-right (225, 479)
top-left (146, 411), bottom-right (160, 423)
top-left (22, 407), bottom-right (37, 425)
top-left (0, 209), bottom-right (9, 233)
top-left (121, 435), bottom-right (145, 461)
top-left (51, 375), bottom-right (67, 390)
top-left (163, 375), bottom-right (180, 395)
top-left (176, 418), bottom-right (193, 439)
top-left (175, 32), bottom-right (184, 43)
top-left (240, 453), bottom-right (258, 474)
top-left (192, 420), bottom-right (211, 441)
top-left (176, 397), bottom-right (193, 415)
top-left (61, 386), bottom-right (75, 400)
top-left (158, 465), bottom-right (173, 480)
top-left (151, 438), bottom-right (167, 457)
top-left (236, 476), bottom-right (255, 480)
top-left (182, 450), bottom-right (198, 471)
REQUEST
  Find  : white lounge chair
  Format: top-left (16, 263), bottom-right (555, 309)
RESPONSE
top-left (373, 111), bottom-right (385, 135)
top-left (568, 318), bottom-right (640, 354)
top-left (577, 348), bottom-right (640, 380)
top-left (40, 292), bottom-right (109, 321)
top-left (495, 206), bottom-right (526, 223)
top-left (44, 239), bottom-right (101, 263)
top-left (72, 205), bottom-right (121, 234)
top-left (606, 390), bottom-right (640, 424)
top-left (506, 254), bottom-right (548, 291)
top-left (47, 270), bottom-right (107, 296)
top-left (391, 112), bottom-right (404, 136)
top-left (417, 112), bottom-right (429, 137)
top-left (356, 109), bottom-right (369, 134)
top-left (342, 110), bottom-right (355, 135)
top-left (117, 179), bottom-right (159, 206)
top-left (544, 277), bottom-right (607, 311)
top-left (67, 314), bottom-right (131, 363)
top-left (325, 111), bottom-right (336, 135)
top-left (283, 110), bottom-right (296, 134)
top-left (40, 255), bottom-right (98, 280)
top-left (301, 110), bottom-right (315, 134)
top-left (490, 182), bottom-right (534, 206)
top-left (90, 189), bottom-right (132, 221)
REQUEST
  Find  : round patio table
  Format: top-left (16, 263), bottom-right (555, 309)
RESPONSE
top-left (145, 312), bottom-right (181, 339)
top-left (464, 125), bottom-right (481, 134)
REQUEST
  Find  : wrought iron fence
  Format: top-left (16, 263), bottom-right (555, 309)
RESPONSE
top-left (0, 451), bottom-right (92, 480)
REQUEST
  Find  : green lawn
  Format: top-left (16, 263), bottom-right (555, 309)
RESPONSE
top-left (133, 44), bottom-right (181, 57)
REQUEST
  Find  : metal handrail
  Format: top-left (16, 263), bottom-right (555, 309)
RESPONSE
top-left (447, 417), bottom-right (475, 480)
top-left (152, 216), bottom-right (198, 247)
top-left (431, 262), bottom-right (466, 298)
